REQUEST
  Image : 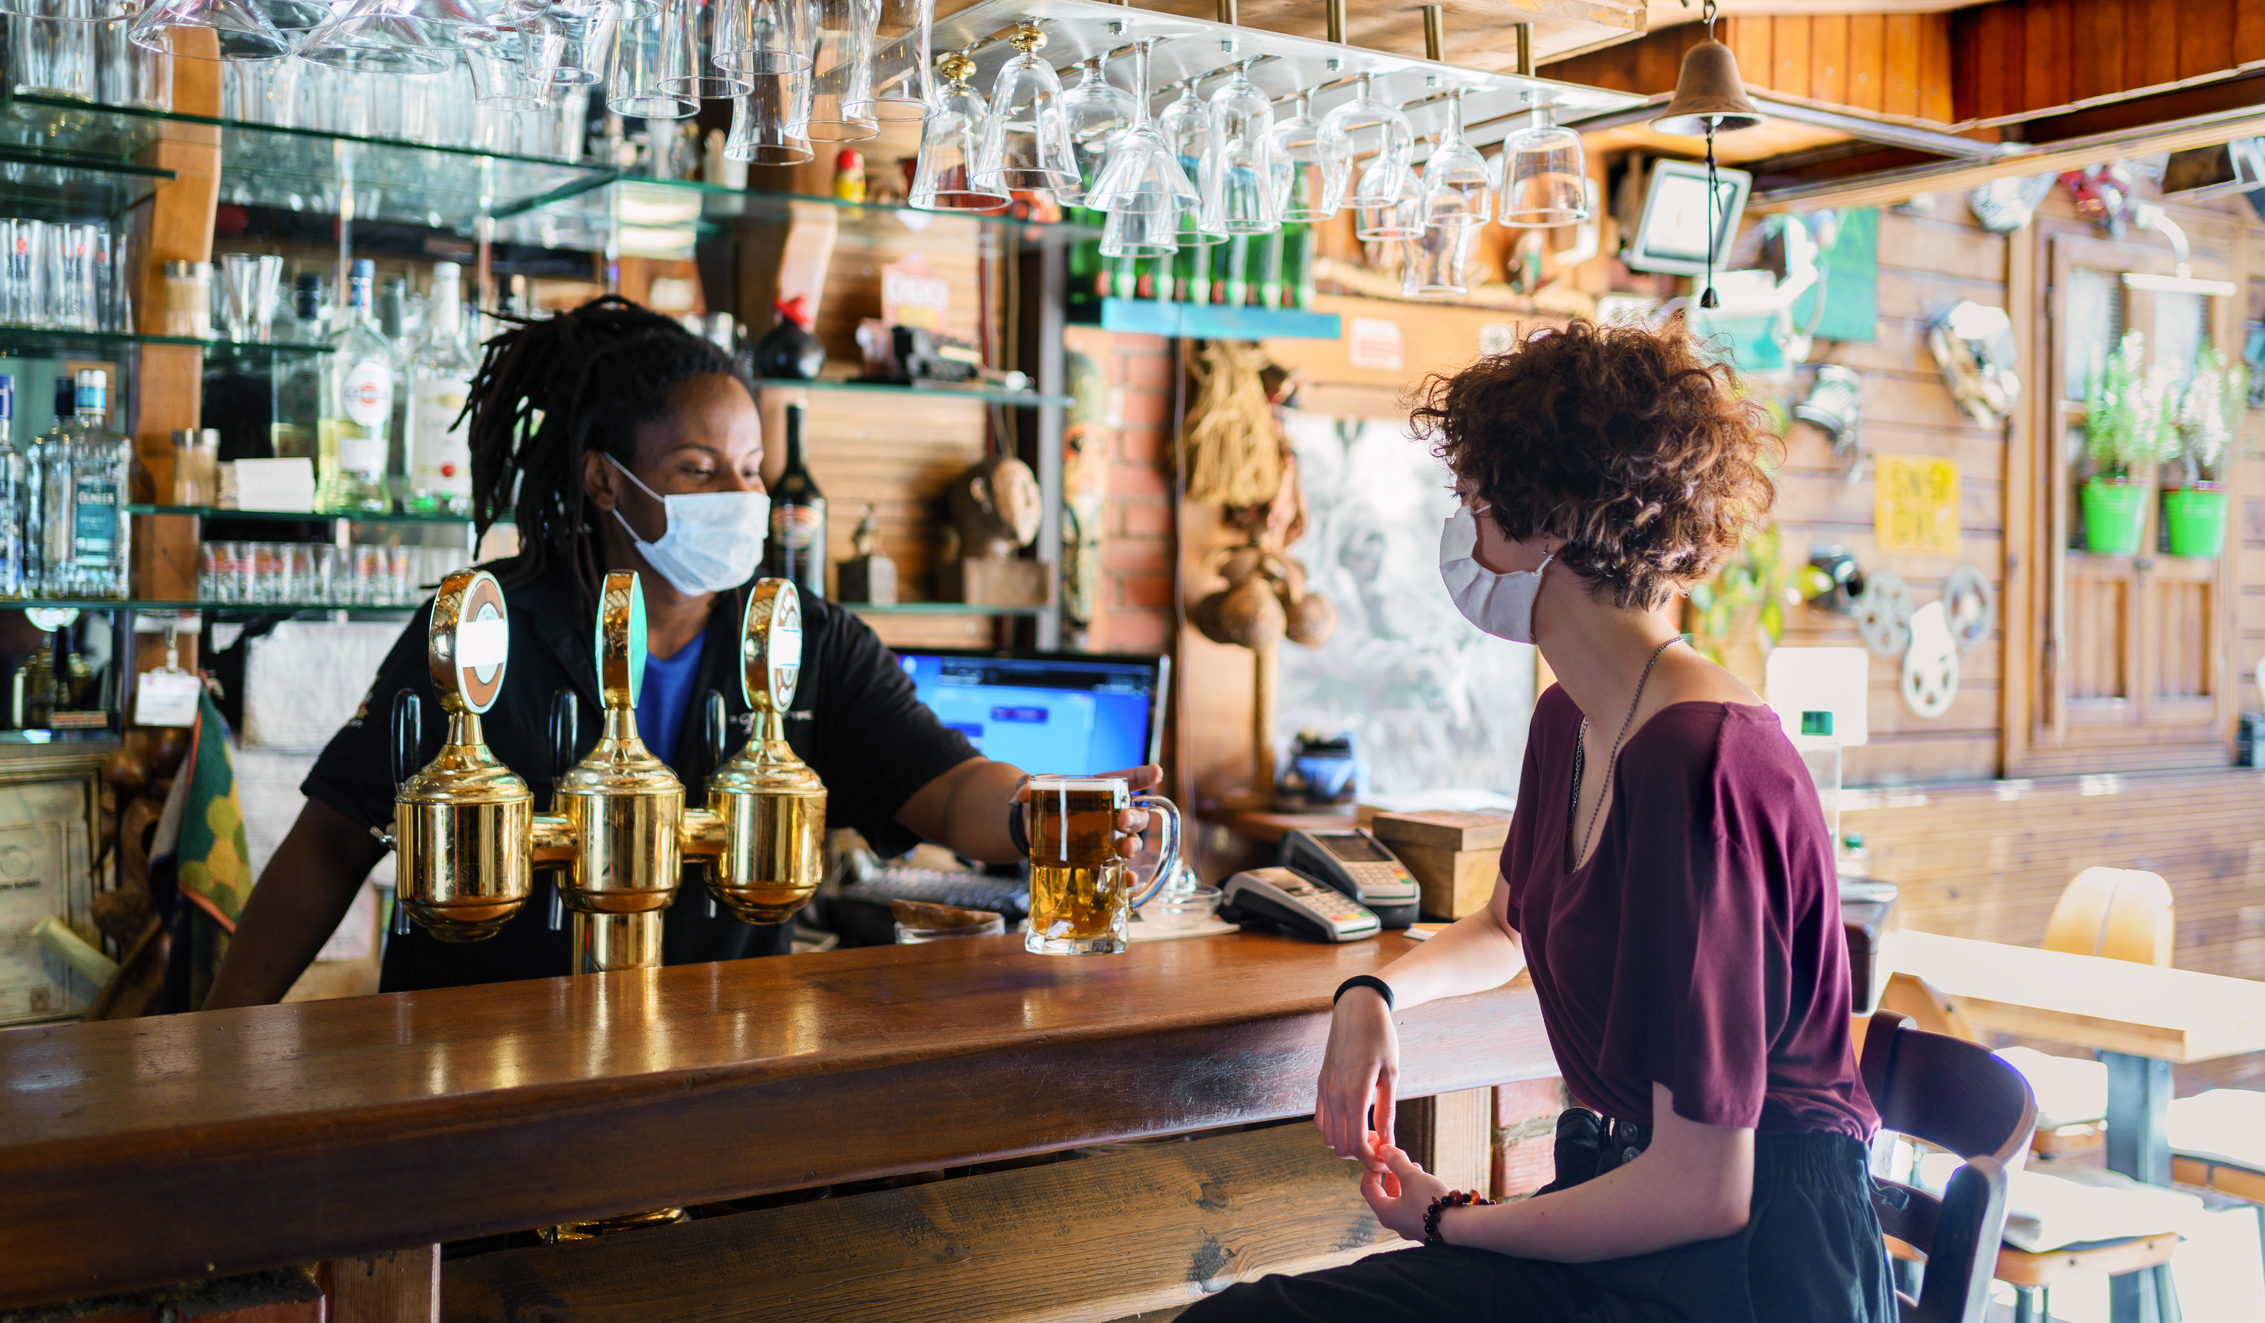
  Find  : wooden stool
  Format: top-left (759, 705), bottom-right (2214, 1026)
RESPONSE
top-left (1996, 1234), bottom-right (2178, 1323)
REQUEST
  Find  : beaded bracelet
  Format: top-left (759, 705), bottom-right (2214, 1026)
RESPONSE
top-left (1422, 1190), bottom-right (1495, 1246)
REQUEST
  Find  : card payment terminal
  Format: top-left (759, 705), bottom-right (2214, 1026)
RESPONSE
top-left (1278, 828), bottom-right (1420, 929)
top-left (1220, 867), bottom-right (1381, 943)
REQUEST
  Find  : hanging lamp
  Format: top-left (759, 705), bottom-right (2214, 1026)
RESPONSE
top-left (1648, 0), bottom-right (1764, 308)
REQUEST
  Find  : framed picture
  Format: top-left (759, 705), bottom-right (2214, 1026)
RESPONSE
top-left (0, 750), bottom-right (103, 1025)
top-left (1625, 158), bottom-right (1752, 277)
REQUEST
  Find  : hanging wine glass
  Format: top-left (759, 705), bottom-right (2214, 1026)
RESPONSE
top-left (1157, 79), bottom-right (1224, 249)
top-left (1500, 96), bottom-right (1590, 228)
top-left (800, 0), bottom-right (878, 141)
top-left (1401, 218), bottom-right (1479, 298)
top-left (609, 0), bottom-right (695, 117)
top-left (725, 70), bottom-right (813, 165)
top-left (656, 0), bottom-right (751, 100)
top-left (853, 0), bottom-right (934, 123)
top-left (526, 0), bottom-right (615, 86)
top-left (714, 0), bottom-right (810, 76)
top-left (1099, 199), bottom-right (1181, 260)
top-left (5, 0), bottom-right (137, 21)
top-left (1319, 72), bottom-right (1411, 208)
top-left (1087, 38), bottom-right (1194, 216)
top-left (1269, 90), bottom-right (1343, 222)
top-left (297, 0), bottom-right (501, 75)
top-left (1054, 54), bottom-right (1134, 208)
top-left (1420, 87), bottom-right (1491, 230)
top-left (910, 51), bottom-right (1007, 211)
top-left (128, 0), bottom-right (304, 60)
top-left (462, 31), bottom-right (556, 109)
top-left (1197, 58), bottom-right (1279, 236)
top-left (973, 22), bottom-right (1076, 193)
top-left (1352, 155), bottom-right (1421, 240)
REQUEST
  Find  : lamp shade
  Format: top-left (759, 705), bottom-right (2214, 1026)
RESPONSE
top-left (1649, 38), bottom-right (1764, 137)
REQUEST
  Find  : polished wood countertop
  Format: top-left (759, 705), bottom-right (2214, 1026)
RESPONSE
top-left (0, 931), bottom-right (1549, 1308)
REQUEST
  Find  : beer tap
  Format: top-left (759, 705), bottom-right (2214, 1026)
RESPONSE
top-left (382, 570), bottom-right (536, 942)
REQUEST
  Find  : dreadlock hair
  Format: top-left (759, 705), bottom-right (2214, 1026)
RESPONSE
top-left (465, 295), bottom-right (748, 617)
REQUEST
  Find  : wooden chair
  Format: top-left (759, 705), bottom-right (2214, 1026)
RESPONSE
top-left (1861, 1010), bottom-right (2037, 1323)
top-left (2041, 867), bottom-right (2175, 967)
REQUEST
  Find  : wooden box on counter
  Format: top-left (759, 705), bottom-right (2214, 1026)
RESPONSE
top-left (1371, 810), bottom-right (1512, 920)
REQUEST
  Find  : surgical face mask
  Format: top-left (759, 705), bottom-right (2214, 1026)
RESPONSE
top-left (1438, 504), bottom-right (1554, 644)
top-left (606, 455), bottom-right (771, 595)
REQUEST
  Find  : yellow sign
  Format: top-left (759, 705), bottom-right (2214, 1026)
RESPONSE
top-left (1875, 455), bottom-right (1961, 556)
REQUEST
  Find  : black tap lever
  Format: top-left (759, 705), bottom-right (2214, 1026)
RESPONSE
top-left (388, 689), bottom-right (420, 937)
top-left (546, 687), bottom-right (580, 933)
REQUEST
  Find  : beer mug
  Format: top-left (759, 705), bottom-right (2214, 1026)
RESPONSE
top-left (1023, 775), bottom-right (1182, 956)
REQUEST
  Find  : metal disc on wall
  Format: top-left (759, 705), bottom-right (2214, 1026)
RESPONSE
top-left (1901, 645), bottom-right (1960, 718)
top-left (1854, 569), bottom-right (1914, 658)
top-left (1941, 565), bottom-right (1996, 655)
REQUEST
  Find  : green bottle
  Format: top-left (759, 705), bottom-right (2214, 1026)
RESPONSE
top-left (1281, 223), bottom-right (1315, 309)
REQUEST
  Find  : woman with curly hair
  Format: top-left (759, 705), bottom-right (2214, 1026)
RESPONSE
top-left (1186, 320), bottom-right (1891, 1322)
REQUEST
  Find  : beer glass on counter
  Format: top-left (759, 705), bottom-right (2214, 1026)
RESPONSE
top-left (1023, 774), bottom-right (1180, 956)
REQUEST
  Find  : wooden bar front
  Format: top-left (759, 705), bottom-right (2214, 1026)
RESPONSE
top-left (0, 932), bottom-right (1551, 1310)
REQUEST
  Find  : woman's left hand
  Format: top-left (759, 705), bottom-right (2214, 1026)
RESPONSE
top-left (1360, 1144), bottom-right (1450, 1244)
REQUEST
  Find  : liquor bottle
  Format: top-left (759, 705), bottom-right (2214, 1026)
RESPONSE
top-left (766, 403), bottom-right (826, 599)
top-left (270, 273), bottom-right (328, 465)
top-left (26, 379), bottom-right (71, 596)
top-left (407, 262), bottom-right (477, 515)
top-left (378, 275), bottom-right (412, 503)
top-left (49, 370), bottom-right (132, 600)
top-left (319, 259), bottom-right (395, 512)
top-left (0, 375), bottom-right (21, 598)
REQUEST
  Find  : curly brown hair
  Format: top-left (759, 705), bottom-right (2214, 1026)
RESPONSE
top-left (1410, 318), bottom-right (1779, 610)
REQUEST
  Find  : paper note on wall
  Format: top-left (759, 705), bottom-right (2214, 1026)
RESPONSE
top-left (1875, 455), bottom-right (1960, 556)
top-left (1347, 317), bottom-right (1405, 371)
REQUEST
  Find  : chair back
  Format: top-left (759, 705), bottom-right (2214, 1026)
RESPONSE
top-left (1861, 1010), bottom-right (2038, 1323)
top-left (2042, 867), bottom-right (2173, 967)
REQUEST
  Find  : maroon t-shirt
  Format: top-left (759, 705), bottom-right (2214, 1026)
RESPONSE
top-left (1500, 686), bottom-right (1877, 1141)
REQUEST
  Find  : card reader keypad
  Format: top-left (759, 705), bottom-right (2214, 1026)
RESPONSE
top-left (1343, 861), bottom-right (1418, 901)
top-left (1282, 876), bottom-right (1379, 935)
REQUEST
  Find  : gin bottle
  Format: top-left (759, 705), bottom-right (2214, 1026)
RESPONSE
top-left (34, 379), bottom-right (74, 597)
top-left (407, 262), bottom-right (477, 515)
top-left (52, 369), bottom-right (131, 600)
top-left (320, 259), bottom-right (394, 512)
top-left (0, 375), bottom-right (21, 598)
top-left (270, 273), bottom-right (328, 464)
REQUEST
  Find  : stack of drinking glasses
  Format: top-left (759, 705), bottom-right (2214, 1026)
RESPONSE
top-left (0, 218), bottom-right (133, 333)
top-left (197, 539), bottom-right (425, 607)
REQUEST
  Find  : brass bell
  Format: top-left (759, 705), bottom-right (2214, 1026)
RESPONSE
top-left (1649, 38), bottom-right (1766, 138)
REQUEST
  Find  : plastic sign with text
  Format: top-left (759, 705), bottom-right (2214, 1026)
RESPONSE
top-left (1874, 454), bottom-right (1961, 557)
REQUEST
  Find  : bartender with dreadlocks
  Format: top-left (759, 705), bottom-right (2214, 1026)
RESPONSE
top-left (207, 297), bottom-right (1158, 1001)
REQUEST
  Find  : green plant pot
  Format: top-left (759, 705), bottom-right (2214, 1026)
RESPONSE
top-left (2163, 484), bottom-right (2229, 557)
top-left (2081, 477), bottom-right (2150, 555)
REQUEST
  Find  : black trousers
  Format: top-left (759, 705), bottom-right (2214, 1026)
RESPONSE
top-left (1180, 1131), bottom-right (1896, 1323)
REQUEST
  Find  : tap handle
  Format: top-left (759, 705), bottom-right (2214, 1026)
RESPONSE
top-left (548, 883), bottom-right (564, 932)
top-left (549, 686), bottom-right (580, 782)
top-left (703, 689), bottom-right (728, 770)
top-left (392, 895), bottom-right (411, 937)
top-left (390, 689), bottom-right (421, 789)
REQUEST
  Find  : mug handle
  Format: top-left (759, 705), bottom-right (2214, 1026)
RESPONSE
top-left (1126, 793), bottom-right (1183, 912)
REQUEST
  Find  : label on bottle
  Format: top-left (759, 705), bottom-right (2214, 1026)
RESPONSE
top-left (772, 503), bottom-right (823, 550)
top-left (340, 359), bottom-right (392, 429)
top-left (71, 478), bottom-right (116, 561)
top-left (411, 375), bottom-right (473, 496)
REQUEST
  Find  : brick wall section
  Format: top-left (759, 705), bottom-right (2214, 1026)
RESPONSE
top-left (1066, 327), bottom-right (1178, 656)
top-left (1493, 1076), bottom-right (1570, 1200)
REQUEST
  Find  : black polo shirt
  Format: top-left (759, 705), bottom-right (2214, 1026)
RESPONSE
top-left (302, 557), bottom-right (977, 992)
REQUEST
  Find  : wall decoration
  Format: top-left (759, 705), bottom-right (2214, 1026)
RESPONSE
top-left (1794, 365), bottom-right (1865, 483)
top-left (1874, 454), bottom-right (1962, 557)
top-left (1967, 174), bottom-right (2056, 234)
top-left (1900, 601), bottom-right (1960, 719)
top-left (1927, 301), bottom-right (2021, 426)
top-left (1940, 565), bottom-right (1996, 655)
top-left (1853, 568), bottom-right (1914, 659)
top-left (1274, 414), bottom-right (1533, 798)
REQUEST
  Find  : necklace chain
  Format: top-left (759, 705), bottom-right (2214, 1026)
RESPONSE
top-left (1567, 637), bottom-right (1681, 872)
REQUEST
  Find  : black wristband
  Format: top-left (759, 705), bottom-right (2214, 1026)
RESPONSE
top-left (1334, 975), bottom-right (1394, 1011)
top-left (1006, 801), bottom-right (1030, 856)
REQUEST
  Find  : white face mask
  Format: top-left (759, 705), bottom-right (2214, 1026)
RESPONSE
top-left (607, 455), bottom-right (771, 596)
top-left (1439, 504), bottom-right (1555, 644)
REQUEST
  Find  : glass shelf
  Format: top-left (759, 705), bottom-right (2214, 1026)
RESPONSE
top-left (0, 142), bottom-right (172, 222)
top-left (0, 328), bottom-right (332, 359)
top-left (845, 602), bottom-right (1047, 616)
top-left (750, 377), bottom-right (1071, 408)
top-left (5, 598), bottom-right (413, 615)
top-left (1090, 298), bottom-right (1342, 341)
top-left (1, 93), bottom-right (614, 234)
top-left (126, 504), bottom-right (481, 525)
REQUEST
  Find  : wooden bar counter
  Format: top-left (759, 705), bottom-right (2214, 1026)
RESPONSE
top-left (0, 931), bottom-right (1550, 1317)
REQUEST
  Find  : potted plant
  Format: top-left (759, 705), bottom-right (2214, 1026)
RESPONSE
top-left (2164, 346), bottom-right (2245, 557)
top-left (2081, 331), bottom-right (2174, 555)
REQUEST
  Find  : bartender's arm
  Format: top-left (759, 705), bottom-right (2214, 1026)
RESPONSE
top-left (893, 757), bottom-right (1163, 864)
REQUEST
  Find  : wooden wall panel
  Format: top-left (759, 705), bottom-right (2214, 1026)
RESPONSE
top-left (1952, 0), bottom-right (2262, 123)
top-left (1845, 769), bottom-right (2265, 1092)
top-left (1846, 15), bottom-right (1885, 113)
top-left (1771, 15), bottom-right (1812, 102)
top-left (1810, 15), bottom-right (1848, 108)
top-left (1882, 15), bottom-right (1920, 118)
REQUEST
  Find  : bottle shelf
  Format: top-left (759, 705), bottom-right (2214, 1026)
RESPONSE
top-left (844, 602), bottom-right (1048, 616)
top-left (125, 504), bottom-right (482, 526)
top-left (0, 328), bottom-right (332, 358)
top-left (749, 377), bottom-right (1072, 408)
top-left (1089, 297), bottom-right (1342, 342)
top-left (5, 597), bottom-right (415, 615)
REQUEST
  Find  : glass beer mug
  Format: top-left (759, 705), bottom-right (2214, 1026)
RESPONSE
top-left (1023, 775), bottom-right (1182, 955)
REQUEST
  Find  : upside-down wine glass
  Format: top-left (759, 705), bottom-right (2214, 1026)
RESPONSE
top-left (1269, 90), bottom-right (1342, 222)
top-left (909, 50), bottom-right (1007, 210)
top-left (973, 20), bottom-right (1074, 192)
top-left (1158, 79), bottom-right (1225, 251)
top-left (713, 0), bottom-right (810, 75)
top-left (1087, 37), bottom-right (1195, 218)
top-left (1499, 94), bottom-right (1590, 227)
top-left (1055, 53), bottom-right (1134, 208)
top-left (1421, 87), bottom-right (1491, 229)
top-left (1319, 72), bottom-right (1410, 209)
top-left (800, 0), bottom-right (878, 141)
top-left (1197, 58), bottom-right (1279, 236)
top-left (854, 0), bottom-right (934, 122)
top-left (725, 69), bottom-right (813, 164)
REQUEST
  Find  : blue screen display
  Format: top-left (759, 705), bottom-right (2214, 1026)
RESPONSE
top-left (899, 652), bottom-right (1160, 775)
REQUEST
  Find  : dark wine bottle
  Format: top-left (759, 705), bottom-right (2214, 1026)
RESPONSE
top-left (767, 403), bottom-right (827, 600)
